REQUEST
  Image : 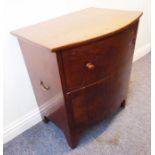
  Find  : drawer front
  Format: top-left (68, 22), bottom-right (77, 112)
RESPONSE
top-left (68, 63), bottom-right (131, 128)
top-left (61, 22), bottom-right (138, 91)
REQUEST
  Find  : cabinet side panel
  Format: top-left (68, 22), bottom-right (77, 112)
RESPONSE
top-left (18, 39), bottom-right (65, 119)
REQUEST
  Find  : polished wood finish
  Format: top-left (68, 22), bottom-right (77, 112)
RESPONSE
top-left (61, 23), bottom-right (138, 91)
top-left (12, 8), bottom-right (142, 148)
top-left (11, 8), bottom-right (142, 52)
top-left (68, 65), bottom-right (130, 127)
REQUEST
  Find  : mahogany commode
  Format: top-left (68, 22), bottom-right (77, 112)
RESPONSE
top-left (11, 8), bottom-right (142, 148)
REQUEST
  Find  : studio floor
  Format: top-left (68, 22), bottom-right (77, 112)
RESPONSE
top-left (4, 53), bottom-right (151, 155)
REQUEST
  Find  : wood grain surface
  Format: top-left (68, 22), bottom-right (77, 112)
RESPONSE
top-left (11, 7), bottom-right (142, 51)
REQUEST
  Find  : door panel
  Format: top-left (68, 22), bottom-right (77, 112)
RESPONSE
top-left (69, 63), bottom-right (131, 127)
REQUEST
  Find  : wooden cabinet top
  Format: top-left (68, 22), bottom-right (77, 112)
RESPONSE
top-left (11, 7), bottom-right (142, 52)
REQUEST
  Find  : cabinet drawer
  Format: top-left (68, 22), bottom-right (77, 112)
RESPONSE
top-left (61, 23), bottom-right (138, 91)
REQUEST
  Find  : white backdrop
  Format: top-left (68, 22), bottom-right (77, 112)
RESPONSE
top-left (3, 0), bottom-right (150, 143)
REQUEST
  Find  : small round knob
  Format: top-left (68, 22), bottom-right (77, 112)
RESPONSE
top-left (86, 62), bottom-right (95, 71)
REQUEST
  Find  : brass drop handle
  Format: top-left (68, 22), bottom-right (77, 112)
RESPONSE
top-left (86, 62), bottom-right (95, 71)
top-left (130, 30), bottom-right (136, 46)
top-left (40, 81), bottom-right (50, 91)
top-left (131, 30), bottom-right (135, 36)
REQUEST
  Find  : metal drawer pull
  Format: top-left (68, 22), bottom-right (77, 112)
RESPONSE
top-left (131, 30), bottom-right (135, 36)
top-left (86, 62), bottom-right (95, 70)
top-left (40, 81), bottom-right (50, 91)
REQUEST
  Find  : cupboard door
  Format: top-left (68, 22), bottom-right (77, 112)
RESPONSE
top-left (69, 63), bottom-right (131, 127)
